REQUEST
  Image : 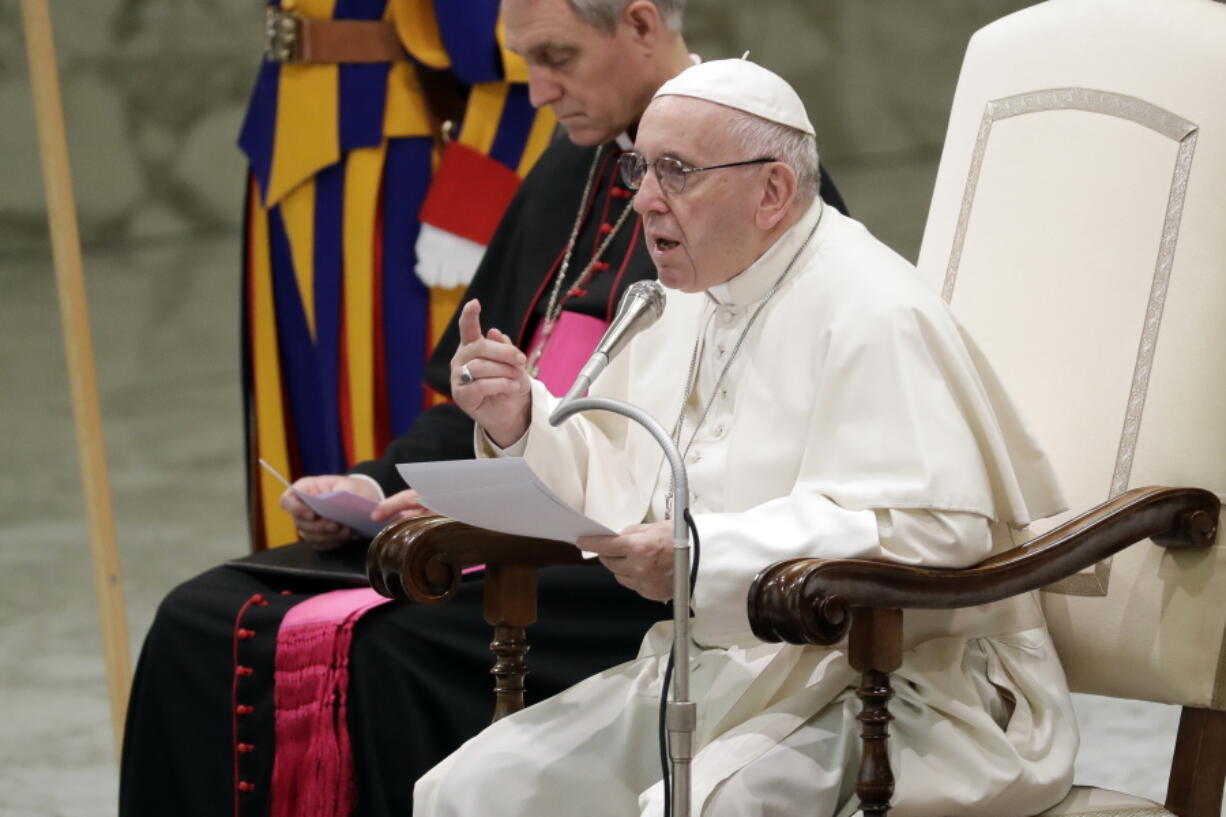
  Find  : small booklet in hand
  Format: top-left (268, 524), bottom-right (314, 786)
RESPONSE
top-left (258, 459), bottom-right (390, 539)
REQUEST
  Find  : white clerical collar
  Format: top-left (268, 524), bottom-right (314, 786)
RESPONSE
top-left (706, 197), bottom-right (826, 307)
top-left (707, 281), bottom-right (733, 305)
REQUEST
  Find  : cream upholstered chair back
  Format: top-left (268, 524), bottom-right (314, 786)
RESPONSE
top-left (915, 0), bottom-right (1226, 721)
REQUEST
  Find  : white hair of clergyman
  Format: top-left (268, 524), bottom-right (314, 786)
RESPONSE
top-left (567, 0), bottom-right (685, 33)
top-left (724, 109), bottom-right (821, 206)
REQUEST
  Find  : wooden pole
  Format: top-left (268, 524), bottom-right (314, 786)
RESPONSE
top-left (19, 0), bottom-right (132, 760)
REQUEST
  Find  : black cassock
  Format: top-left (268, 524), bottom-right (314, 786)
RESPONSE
top-left (119, 134), bottom-right (847, 817)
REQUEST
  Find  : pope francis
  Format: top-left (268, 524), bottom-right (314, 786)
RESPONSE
top-left (421, 59), bottom-right (1078, 817)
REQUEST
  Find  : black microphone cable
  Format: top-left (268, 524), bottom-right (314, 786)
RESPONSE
top-left (659, 507), bottom-right (700, 817)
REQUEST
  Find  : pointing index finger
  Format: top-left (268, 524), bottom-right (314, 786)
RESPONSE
top-left (457, 299), bottom-right (483, 345)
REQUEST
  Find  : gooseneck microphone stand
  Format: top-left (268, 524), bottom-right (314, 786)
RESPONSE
top-left (549, 397), bottom-right (694, 817)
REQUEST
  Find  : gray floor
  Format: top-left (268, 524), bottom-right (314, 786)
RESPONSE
top-left (0, 157), bottom-right (1199, 815)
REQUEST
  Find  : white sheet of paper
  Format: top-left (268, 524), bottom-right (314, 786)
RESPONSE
top-left (258, 458), bottom-right (390, 539)
top-left (396, 458), bottom-right (615, 544)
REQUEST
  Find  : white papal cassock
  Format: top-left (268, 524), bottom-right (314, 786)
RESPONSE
top-left (415, 198), bottom-right (1078, 817)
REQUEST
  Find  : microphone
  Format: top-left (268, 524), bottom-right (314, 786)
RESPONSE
top-left (556, 280), bottom-right (666, 408)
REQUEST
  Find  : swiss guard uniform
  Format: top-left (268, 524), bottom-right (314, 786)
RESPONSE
top-left (239, 0), bottom-right (556, 550)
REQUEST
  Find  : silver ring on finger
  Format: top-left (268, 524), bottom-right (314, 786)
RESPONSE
top-left (458, 362), bottom-right (474, 385)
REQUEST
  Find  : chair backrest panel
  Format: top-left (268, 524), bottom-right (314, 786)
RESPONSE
top-left (915, 0), bottom-right (1226, 709)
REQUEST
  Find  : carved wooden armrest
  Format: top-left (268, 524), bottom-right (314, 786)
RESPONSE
top-left (366, 515), bottom-right (588, 720)
top-left (366, 514), bottom-right (586, 604)
top-left (749, 485), bottom-right (1219, 647)
top-left (746, 485), bottom-right (1219, 817)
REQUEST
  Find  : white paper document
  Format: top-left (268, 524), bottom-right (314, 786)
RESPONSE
top-left (396, 458), bottom-right (615, 544)
top-left (258, 458), bottom-right (391, 539)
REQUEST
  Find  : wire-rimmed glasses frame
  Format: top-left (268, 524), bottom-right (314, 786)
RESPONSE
top-left (617, 151), bottom-right (777, 195)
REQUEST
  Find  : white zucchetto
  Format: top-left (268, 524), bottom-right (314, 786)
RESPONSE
top-left (652, 58), bottom-right (815, 137)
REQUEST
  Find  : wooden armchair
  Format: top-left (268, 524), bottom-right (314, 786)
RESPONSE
top-left (750, 487), bottom-right (1221, 817)
top-left (751, 1), bottom-right (1226, 815)
top-left (369, 5), bottom-right (1226, 817)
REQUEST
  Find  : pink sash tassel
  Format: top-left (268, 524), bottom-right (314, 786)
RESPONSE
top-left (269, 589), bottom-right (390, 817)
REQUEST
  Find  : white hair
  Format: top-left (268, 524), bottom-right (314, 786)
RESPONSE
top-left (567, 0), bottom-right (685, 33)
top-left (724, 109), bottom-right (820, 206)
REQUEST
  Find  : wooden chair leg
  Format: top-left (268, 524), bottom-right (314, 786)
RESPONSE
top-left (489, 623), bottom-right (530, 722)
top-left (1165, 706), bottom-right (1226, 817)
top-left (848, 608), bottom-right (903, 817)
top-left (483, 564), bottom-right (539, 722)
top-left (856, 669), bottom-right (895, 816)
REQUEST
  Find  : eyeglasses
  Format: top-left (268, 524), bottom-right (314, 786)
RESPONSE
top-left (617, 151), bottom-right (777, 195)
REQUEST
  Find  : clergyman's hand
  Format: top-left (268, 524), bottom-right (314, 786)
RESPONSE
top-left (577, 522), bottom-right (674, 601)
top-left (280, 474), bottom-right (382, 550)
top-left (372, 488), bottom-right (429, 523)
top-left (450, 299), bottom-right (532, 448)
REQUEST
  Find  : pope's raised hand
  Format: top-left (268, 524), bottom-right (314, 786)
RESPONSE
top-left (450, 299), bottom-right (532, 448)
